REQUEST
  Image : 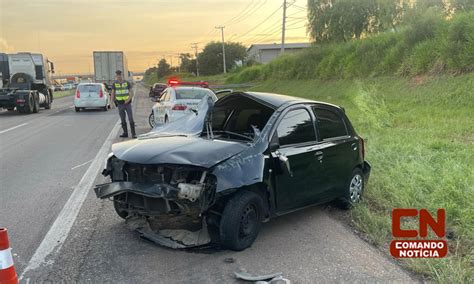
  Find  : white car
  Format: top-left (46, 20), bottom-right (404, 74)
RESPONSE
top-left (149, 86), bottom-right (218, 127)
top-left (74, 83), bottom-right (110, 112)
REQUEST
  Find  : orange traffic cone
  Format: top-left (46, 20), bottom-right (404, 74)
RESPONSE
top-left (0, 228), bottom-right (18, 284)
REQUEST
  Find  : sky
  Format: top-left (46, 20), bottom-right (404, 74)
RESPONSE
top-left (0, 0), bottom-right (309, 74)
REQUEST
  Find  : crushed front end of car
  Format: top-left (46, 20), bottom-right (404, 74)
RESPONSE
top-left (95, 158), bottom-right (218, 248)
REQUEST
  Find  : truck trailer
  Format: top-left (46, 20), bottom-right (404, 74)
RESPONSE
top-left (93, 51), bottom-right (129, 88)
top-left (0, 52), bottom-right (54, 114)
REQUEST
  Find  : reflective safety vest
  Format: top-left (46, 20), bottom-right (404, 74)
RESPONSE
top-left (114, 82), bottom-right (130, 101)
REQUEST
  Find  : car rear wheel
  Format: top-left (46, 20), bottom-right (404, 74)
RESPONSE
top-left (219, 191), bottom-right (264, 251)
top-left (338, 168), bottom-right (364, 209)
top-left (148, 112), bottom-right (155, 128)
top-left (75, 107), bottom-right (80, 112)
top-left (7, 107), bottom-right (14, 111)
top-left (103, 106), bottom-right (108, 111)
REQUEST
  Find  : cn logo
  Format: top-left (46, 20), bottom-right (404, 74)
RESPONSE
top-left (390, 209), bottom-right (447, 258)
top-left (392, 208), bottom-right (446, 238)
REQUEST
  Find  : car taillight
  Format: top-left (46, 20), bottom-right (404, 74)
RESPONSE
top-left (76, 89), bottom-right (80, 98)
top-left (360, 137), bottom-right (365, 160)
top-left (99, 89), bottom-right (103, 98)
top-left (172, 104), bottom-right (187, 111)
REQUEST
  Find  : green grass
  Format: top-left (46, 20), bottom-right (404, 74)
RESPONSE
top-left (249, 74), bottom-right (474, 282)
top-left (227, 11), bottom-right (473, 83)
top-left (53, 90), bottom-right (74, 98)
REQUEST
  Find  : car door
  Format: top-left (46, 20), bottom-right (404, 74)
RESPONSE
top-left (311, 106), bottom-right (356, 200)
top-left (272, 106), bottom-right (324, 212)
top-left (163, 89), bottom-right (175, 121)
top-left (157, 90), bottom-right (169, 123)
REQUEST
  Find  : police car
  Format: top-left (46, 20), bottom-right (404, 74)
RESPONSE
top-left (149, 80), bottom-right (218, 128)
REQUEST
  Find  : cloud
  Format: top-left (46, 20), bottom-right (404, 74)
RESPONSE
top-left (0, 38), bottom-right (15, 53)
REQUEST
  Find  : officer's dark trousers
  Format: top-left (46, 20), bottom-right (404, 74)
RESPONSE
top-left (118, 103), bottom-right (134, 132)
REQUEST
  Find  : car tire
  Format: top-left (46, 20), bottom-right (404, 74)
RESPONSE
top-left (44, 92), bottom-right (52, 109)
top-left (148, 112), bottom-right (155, 128)
top-left (219, 191), bottom-right (264, 251)
top-left (103, 106), bottom-right (108, 111)
top-left (113, 195), bottom-right (128, 219)
top-left (7, 107), bottom-right (14, 111)
top-left (32, 93), bottom-right (40, 113)
top-left (337, 168), bottom-right (364, 209)
top-left (75, 107), bottom-right (80, 112)
top-left (23, 93), bottom-right (34, 114)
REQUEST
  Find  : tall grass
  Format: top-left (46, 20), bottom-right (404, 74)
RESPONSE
top-left (250, 75), bottom-right (474, 282)
top-left (227, 11), bottom-right (473, 83)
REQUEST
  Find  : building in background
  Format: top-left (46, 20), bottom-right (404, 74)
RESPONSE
top-left (246, 43), bottom-right (311, 64)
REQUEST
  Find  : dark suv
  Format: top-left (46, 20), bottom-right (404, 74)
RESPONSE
top-left (95, 92), bottom-right (371, 251)
top-left (149, 83), bottom-right (167, 98)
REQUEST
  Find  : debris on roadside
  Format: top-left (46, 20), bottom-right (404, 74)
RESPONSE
top-left (234, 271), bottom-right (290, 283)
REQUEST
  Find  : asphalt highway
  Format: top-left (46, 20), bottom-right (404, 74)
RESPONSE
top-left (1, 85), bottom-right (416, 283)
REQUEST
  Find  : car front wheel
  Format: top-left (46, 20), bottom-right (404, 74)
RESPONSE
top-left (148, 112), bottom-right (155, 128)
top-left (219, 191), bottom-right (264, 251)
top-left (338, 168), bottom-right (364, 209)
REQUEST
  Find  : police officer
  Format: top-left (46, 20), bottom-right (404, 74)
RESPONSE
top-left (111, 70), bottom-right (136, 138)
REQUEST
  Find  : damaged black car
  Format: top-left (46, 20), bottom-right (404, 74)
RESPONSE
top-left (95, 91), bottom-right (371, 251)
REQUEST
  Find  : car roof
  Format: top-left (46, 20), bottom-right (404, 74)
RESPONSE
top-left (241, 91), bottom-right (342, 110)
top-left (153, 83), bottom-right (166, 86)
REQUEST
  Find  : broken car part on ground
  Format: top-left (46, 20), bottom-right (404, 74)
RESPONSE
top-left (95, 91), bottom-right (371, 251)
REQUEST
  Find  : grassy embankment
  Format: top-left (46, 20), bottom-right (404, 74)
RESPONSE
top-left (53, 90), bottom-right (74, 98)
top-left (228, 11), bottom-right (473, 282)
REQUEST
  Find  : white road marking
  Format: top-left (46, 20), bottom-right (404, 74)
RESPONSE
top-left (0, 123), bottom-right (28, 135)
top-left (71, 159), bottom-right (93, 170)
top-left (19, 119), bottom-right (121, 280)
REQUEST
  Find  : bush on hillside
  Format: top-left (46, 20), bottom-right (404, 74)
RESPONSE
top-left (228, 11), bottom-right (473, 83)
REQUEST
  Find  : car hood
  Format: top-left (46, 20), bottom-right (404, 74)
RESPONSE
top-left (112, 136), bottom-right (248, 168)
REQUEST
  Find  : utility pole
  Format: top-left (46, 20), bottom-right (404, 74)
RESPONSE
top-left (281, 0), bottom-right (287, 54)
top-left (191, 42), bottom-right (200, 76)
top-left (215, 26), bottom-right (226, 74)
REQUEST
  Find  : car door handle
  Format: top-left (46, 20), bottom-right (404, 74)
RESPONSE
top-left (314, 151), bottom-right (324, 160)
top-left (351, 143), bottom-right (358, 151)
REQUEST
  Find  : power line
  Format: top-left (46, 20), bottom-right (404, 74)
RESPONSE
top-left (224, 0), bottom-right (257, 26)
top-left (227, 0), bottom-right (268, 26)
top-left (233, 5), bottom-right (283, 40)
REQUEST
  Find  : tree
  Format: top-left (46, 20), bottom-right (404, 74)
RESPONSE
top-left (179, 53), bottom-right (197, 74)
top-left (198, 42), bottom-right (247, 75)
top-left (308, 0), bottom-right (380, 42)
top-left (156, 58), bottom-right (171, 78)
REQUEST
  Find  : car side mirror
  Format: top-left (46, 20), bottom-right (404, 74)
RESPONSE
top-left (272, 150), bottom-right (293, 177)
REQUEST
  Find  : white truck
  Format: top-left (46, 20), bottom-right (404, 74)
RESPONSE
top-left (93, 51), bottom-right (129, 89)
top-left (0, 52), bottom-right (54, 114)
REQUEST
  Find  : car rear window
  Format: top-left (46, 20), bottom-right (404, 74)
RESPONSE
top-left (277, 109), bottom-right (316, 146)
top-left (78, 84), bottom-right (101, 92)
top-left (175, 88), bottom-right (212, 100)
top-left (312, 107), bottom-right (348, 140)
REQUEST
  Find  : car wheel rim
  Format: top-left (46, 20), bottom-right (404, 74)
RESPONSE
top-left (149, 114), bottom-right (155, 127)
top-left (349, 174), bottom-right (363, 203)
top-left (239, 204), bottom-right (257, 238)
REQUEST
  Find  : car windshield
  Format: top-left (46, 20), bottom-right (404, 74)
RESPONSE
top-left (175, 88), bottom-right (212, 100)
top-left (78, 84), bottom-right (100, 92)
top-left (203, 93), bottom-right (274, 142)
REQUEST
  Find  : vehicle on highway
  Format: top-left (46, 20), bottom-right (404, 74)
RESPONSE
top-left (53, 84), bottom-right (64, 91)
top-left (148, 82), bottom-right (218, 128)
top-left (95, 91), bottom-right (371, 251)
top-left (74, 83), bottom-right (110, 112)
top-left (93, 51), bottom-right (130, 89)
top-left (0, 52), bottom-right (54, 114)
top-left (149, 83), bottom-right (167, 98)
top-left (63, 83), bottom-right (74, 90)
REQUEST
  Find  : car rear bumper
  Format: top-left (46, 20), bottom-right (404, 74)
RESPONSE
top-left (74, 99), bottom-right (107, 108)
top-left (362, 161), bottom-right (371, 184)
